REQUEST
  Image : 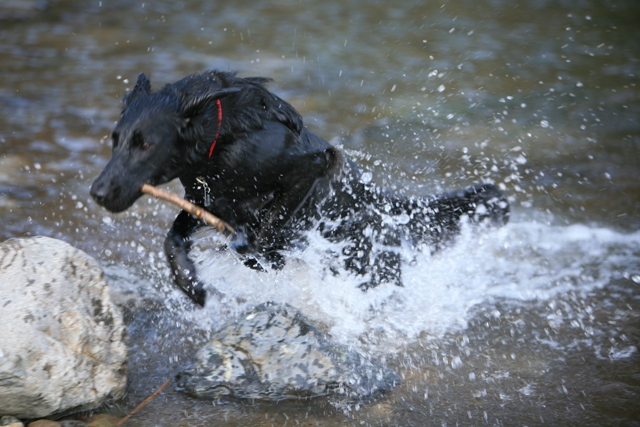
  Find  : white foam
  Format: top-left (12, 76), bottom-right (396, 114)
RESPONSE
top-left (188, 220), bottom-right (640, 349)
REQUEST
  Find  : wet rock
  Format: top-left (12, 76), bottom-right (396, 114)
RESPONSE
top-left (85, 414), bottom-right (121, 427)
top-left (27, 421), bottom-right (60, 427)
top-left (0, 237), bottom-right (128, 419)
top-left (1, 415), bottom-right (24, 427)
top-left (59, 421), bottom-right (88, 427)
top-left (176, 302), bottom-right (399, 401)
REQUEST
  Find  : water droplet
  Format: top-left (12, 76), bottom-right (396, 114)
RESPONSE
top-left (451, 356), bottom-right (462, 368)
top-left (360, 172), bottom-right (373, 184)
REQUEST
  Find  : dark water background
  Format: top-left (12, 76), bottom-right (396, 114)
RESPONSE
top-left (1, 1), bottom-right (639, 426)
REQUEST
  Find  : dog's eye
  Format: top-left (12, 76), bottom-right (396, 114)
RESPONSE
top-left (130, 131), bottom-right (150, 151)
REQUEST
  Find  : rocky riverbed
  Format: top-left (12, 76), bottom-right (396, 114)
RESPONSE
top-left (0, 237), bottom-right (399, 426)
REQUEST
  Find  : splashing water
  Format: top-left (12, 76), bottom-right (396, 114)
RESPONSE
top-left (183, 218), bottom-right (640, 351)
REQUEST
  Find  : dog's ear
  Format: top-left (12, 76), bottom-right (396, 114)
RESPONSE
top-left (123, 73), bottom-right (151, 107)
top-left (268, 96), bottom-right (303, 134)
top-left (180, 87), bottom-right (241, 119)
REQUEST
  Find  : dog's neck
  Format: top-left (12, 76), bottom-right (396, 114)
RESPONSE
top-left (207, 98), bottom-right (223, 158)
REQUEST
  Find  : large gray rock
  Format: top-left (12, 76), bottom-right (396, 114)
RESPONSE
top-left (176, 302), bottom-right (399, 402)
top-left (0, 237), bottom-right (127, 419)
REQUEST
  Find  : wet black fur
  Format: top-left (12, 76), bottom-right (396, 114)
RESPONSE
top-left (91, 70), bottom-right (510, 306)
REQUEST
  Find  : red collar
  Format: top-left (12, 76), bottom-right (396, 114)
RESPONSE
top-left (208, 99), bottom-right (223, 158)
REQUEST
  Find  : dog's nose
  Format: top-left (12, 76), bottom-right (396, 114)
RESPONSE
top-left (90, 180), bottom-right (107, 204)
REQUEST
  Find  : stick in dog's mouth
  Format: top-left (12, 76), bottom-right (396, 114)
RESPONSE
top-left (141, 184), bottom-right (235, 234)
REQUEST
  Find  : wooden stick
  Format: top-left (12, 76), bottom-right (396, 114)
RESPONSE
top-left (141, 184), bottom-right (234, 233)
top-left (116, 377), bottom-right (172, 426)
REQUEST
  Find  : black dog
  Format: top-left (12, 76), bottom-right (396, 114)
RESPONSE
top-left (91, 71), bottom-right (509, 306)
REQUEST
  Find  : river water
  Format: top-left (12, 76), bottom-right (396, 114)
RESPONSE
top-left (1, 1), bottom-right (639, 426)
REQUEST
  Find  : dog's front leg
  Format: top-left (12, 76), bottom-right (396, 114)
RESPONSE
top-left (165, 210), bottom-right (207, 306)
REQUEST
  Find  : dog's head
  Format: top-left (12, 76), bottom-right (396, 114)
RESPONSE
top-left (90, 73), bottom-right (238, 213)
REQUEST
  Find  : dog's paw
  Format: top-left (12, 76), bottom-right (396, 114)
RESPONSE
top-left (178, 279), bottom-right (207, 307)
top-left (191, 285), bottom-right (207, 307)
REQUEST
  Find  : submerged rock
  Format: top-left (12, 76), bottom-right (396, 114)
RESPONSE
top-left (0, 237), bottom-right (127, 419)
top-left (176, 302), bottom-right (399, 401)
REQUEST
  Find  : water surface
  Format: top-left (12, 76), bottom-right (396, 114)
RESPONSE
top-left (1, 1), bottom-right (639, 425)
